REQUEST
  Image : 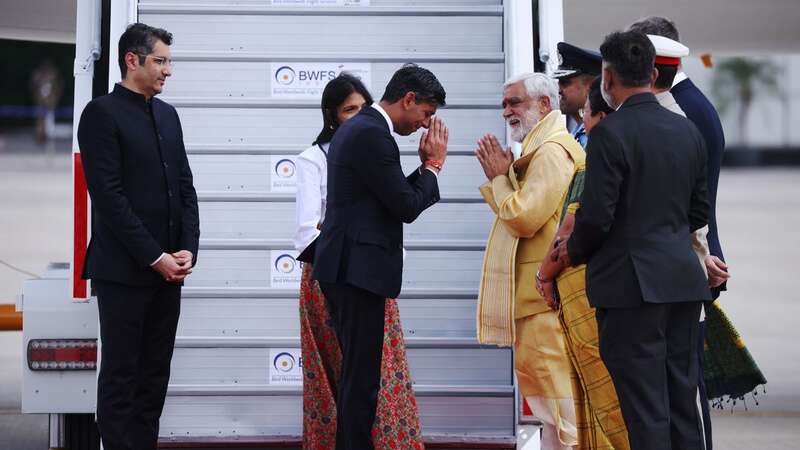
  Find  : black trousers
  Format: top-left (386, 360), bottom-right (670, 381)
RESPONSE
top-left (94, 280), bottom-right (181, 450)
top-left (698, 319), bottom-right (713, 449)
top-left (318, 281), bottom-right (385, 450)
top-left (596, 301), bottom-right (704, 450)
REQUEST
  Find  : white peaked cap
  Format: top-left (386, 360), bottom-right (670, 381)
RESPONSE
top-left (648, 34), bottom-right (690, 59)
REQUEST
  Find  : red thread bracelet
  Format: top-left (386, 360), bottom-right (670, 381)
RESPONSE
top-left (424, 160), bottom-right (443, 171)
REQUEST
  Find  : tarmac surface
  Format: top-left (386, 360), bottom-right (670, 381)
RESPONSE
top-left (0, 130), bottom-right (798, 449)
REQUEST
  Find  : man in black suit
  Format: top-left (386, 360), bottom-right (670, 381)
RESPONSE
top-left (552, 31), bottom-right (711, 450)
top-left (77, 23), bottom-right (199, 450)
top-left (629, 17), bottom-right (731, 449)
top-left (313, 65), bottom-right (448, 450)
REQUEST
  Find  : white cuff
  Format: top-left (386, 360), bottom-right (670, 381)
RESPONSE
top-left (150, 252), bottom-right (167, 266)
top-left (420, 165), bottom-right (439, 178)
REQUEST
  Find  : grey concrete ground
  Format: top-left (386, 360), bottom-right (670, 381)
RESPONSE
top-left (0, 131), bottom-right (71, 305)
top-left (0, 131), bottom-right (69, 450)
top-left (0, 132), bottom-right (798, 448)
top-left (712, 167), bottom-right (800, 414)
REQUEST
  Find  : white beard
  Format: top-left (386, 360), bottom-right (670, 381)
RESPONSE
top-left (509, 109), bottom-right (541, 143)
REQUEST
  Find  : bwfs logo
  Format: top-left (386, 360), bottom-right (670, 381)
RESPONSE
top-left (269, 348), bottom-right (303, 386)
top-left (271, 62), bottom-right (372, 100)
top-left (273, 351), bottom-right (295, 373)
top-left (274, 66), bottom-right (296, 85)
top-left (270, 250), bottom-right (301, 288)
top-left (274, 65), bottom-right (340, 86)
top-left (274, 253), bottom-right (296, 274)
top-left (274, 158), bottom-right (296, 179)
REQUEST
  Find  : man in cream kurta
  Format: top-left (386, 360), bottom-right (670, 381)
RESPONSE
top-left (474, 73), bottom-right (585, 450)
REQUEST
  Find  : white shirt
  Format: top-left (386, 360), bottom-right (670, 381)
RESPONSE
top-left (655, 90), bottom-right (686, 116)
top-left (671, 71), bottom-right (689, 88)
top-left (371, 103), bottom-right (394, 134)
top-left (294, 142), bottom-right (329, 253)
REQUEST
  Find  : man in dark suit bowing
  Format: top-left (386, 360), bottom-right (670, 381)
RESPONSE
top-left (313, 64), bottom-right (448, 450)
top-left (77, 23), bottom-right (199, 450)
top-left (551, 30), bottom-right (711, 450)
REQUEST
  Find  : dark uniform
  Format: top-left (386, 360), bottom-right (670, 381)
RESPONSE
top-left (552, 42), bottom-right (602, 147)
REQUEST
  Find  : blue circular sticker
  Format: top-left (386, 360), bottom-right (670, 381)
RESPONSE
top-left (275, 65), bottom-right (296, 85)
top-left (274, 158), bottom-right (296, 178)
top-left (273, 352), bottom-right (295, 373)
top-left (274, 253), bottom-right (296, 274)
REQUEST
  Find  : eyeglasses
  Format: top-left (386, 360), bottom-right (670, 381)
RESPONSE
top-left (136, 53), bottom-right (175, 68)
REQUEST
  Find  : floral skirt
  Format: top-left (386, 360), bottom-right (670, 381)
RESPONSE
top-left (300, 263), bottom-right (425, 450)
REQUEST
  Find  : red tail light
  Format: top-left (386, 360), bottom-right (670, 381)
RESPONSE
top-left (27, 339), bottom-right (97, 371)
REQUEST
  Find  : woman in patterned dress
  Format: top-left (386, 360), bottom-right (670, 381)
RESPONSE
top-left (536, 77), bottom-right (630, 450)
top-left (294, 73), bottom-right (425, 450)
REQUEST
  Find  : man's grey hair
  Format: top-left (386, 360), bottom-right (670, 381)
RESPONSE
top-left (627, 16), bottom-right (680, 42)
top-left (504, 72), bottom-right (560, 111)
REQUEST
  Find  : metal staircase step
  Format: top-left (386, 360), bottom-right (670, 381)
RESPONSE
top-left (157, 434), bottom-right (516, 449)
